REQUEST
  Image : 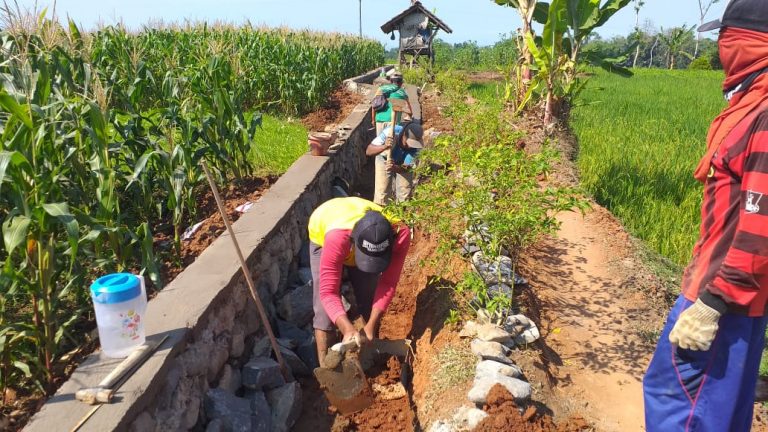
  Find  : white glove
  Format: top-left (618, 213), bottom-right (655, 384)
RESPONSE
top-left (669, 299), bottom-right (721, 351)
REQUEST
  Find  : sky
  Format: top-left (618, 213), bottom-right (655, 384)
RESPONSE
top-left (23, 0), bottom-right (728, 48)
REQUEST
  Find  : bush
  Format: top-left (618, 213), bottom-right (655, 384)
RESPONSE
top-left (689, 56), bottom-right (713, 71)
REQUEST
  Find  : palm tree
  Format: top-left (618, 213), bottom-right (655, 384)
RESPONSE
top-left (658, 25), bottom-right (694, 69)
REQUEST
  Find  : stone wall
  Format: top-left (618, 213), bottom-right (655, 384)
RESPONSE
top-left (24, 68), bottom-right (389, 432)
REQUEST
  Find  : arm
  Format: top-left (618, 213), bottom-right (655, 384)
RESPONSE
top-left (318, 230), bottom-right (355, 333)
top-left (367, 142), bottom-right (390, 157)
top-left (369, 225), bottom-right (411, 318)
top-left (700, 116), bottom-right (768, 312)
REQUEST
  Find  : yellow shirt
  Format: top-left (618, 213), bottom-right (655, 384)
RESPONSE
top-left (308, 197), bottom-right (398, 266)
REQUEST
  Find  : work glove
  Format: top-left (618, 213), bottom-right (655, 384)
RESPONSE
top-left (668, 299), bottom-right (721, 351)
top-left (322, 332), bottom-right (367, 369)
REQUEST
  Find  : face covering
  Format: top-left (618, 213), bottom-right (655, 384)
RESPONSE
top-left (693, 27), bottom-right (768, 182)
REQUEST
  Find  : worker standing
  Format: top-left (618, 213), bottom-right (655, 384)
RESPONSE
top-left (366, 121), bottom-right (424, 206)
top-left (373, 70), bottom-right (412, 135)
top-left (643, 1), bottom-right (768, 430)
top-left (308, 197), bottom-right (411, 366)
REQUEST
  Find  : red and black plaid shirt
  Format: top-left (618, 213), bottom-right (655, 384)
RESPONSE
top-left (683, 105), bottom-right (768, 316)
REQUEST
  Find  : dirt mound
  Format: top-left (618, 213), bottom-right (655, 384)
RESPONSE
top-left (335, 355), bottom-right (415, 432)
top-left (302, 88), bottom-right (366, 132)
top-left (475, 385), bottom-right (590, 432)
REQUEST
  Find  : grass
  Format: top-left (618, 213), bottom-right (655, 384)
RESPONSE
top-left (571, 68), bottom-right (726, 265)
top-left (249, 115), bottom-right (309, 176)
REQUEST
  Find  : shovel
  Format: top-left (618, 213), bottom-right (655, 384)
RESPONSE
top-left (314, 340), bottom-right (373, 414)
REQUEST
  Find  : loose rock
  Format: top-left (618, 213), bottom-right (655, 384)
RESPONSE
top-left (505, 314), bottom-right (541, 344)
top-left (245, 390), bottom-right (272, 432)
top-left (217, 364), bottom-right (242, 394)
top-left (297, 267), bottom-right (313, 285)
top-left (297, 336), bottom-right (319, 370)
top-left (277, 345), bottom-right (311, 377)
top-left (475, 324), bottom-right (512, 344)
top-left (476, 360), bottom-right (523, 379)
top-left (453, 405), bottom-right (489, 430)
top-left (252, 337), bottom-right (272, 359)
top-left (242, 357), bottom-right (285, 390)
top-left (204, 389), bottom-right (253, 432)
top-left (459, 320), bottom-right (479, 338)
top-left (266, 382), bottom-right (303, 432)
top-left (468, 374), bottom-right (532, 404)
top-left (470, 339), bottom-right (513, 365)
top-left (276, 319), bottom-right (311, 345)
top-left (277, 281), bottom-right (314, 327)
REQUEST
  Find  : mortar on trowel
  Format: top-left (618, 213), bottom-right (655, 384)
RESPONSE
top-left (314, 338), bottom-right (412, 415)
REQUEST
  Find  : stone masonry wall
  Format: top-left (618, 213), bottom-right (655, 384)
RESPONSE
top-left (24, 68), bottom-right (388, 432)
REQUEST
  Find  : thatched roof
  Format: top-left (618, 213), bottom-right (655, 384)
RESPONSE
top-left (380, 1), bottom-right (453, 34)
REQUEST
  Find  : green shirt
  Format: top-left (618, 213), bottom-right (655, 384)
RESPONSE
top-left (374, 84), bottom-right (408, 123)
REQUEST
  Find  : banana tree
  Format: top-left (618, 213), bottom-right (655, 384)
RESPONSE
top-left (515, 0), bottom-right (633, 123)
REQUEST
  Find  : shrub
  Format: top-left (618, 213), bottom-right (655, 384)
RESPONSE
top-left (689, 56), bottom-right (713, 71)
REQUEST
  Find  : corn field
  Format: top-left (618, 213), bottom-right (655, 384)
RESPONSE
top-left (0, 15), bottom-right (383, 400)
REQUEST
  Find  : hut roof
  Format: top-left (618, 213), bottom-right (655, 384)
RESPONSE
top-left (380, 1), bottom-right (453, 34)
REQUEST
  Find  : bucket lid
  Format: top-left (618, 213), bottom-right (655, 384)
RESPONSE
top-left (90, 273), bottom-right (142, 305)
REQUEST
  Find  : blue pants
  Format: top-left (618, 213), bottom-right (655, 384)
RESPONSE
top-left (643, 295), bottom-right (768, 431)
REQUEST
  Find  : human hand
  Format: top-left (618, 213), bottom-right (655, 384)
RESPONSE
top-left (669, 299), bottom-right (721, 351)
top-left (342, 329), bottom-right (369, 348)
top-left (363, 324), bottom-right (376, 342)
top-left (384, 136), bottom-right (394, 149)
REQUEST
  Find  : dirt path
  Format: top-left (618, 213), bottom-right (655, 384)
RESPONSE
top-left (522, 206), bottom-right (662, 432)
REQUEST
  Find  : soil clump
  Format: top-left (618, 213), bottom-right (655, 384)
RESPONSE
top-left (475, 385), bottom-right (590, 432)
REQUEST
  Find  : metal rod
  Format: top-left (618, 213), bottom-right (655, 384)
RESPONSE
top-left (200, 162), bottom-right (290, 381)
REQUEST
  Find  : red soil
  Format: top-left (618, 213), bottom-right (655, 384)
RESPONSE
top-left (301, 88), bottom-right (367, 132)
top-left (475, 385), bottom-right (590, 432)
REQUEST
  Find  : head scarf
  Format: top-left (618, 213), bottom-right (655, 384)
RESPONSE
top-left (694, 27), bottom-right (768, 182)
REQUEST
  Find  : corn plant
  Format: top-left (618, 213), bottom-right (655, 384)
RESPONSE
top-left (0, 13), bottom-right (383, 399)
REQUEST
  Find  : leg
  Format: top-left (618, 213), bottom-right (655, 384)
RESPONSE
top-left (373, 155), bottom-right (393, 206)
top-left (644, 294), bottom-right (768, 432)
top-left (394, 167), bottom-right (414, 203)
top-left (347, 266), bottom-right (380, 335)
top-left (310, 242), bottom-right (338, 366)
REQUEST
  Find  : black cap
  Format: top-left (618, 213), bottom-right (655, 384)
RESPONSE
top-left (699, 0), bottom-right (768, 33)
top-left (351, 211), bottom-right (394, 273)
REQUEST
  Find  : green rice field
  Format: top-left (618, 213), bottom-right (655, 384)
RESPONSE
top-left (571, 69), bottom-right (726, 265)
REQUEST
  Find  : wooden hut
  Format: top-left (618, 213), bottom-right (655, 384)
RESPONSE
top-left (380, 1), bottom-right (453, 67)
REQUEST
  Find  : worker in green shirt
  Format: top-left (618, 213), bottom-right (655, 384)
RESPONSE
top-left (373, 70), bottom-right (413, 135)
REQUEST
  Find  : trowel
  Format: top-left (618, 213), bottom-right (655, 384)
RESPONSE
top-left (313, 339), bottom-right (412, 415)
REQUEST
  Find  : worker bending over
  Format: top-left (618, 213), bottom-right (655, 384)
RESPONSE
top-left (308, 197), bottom-right (411, 365)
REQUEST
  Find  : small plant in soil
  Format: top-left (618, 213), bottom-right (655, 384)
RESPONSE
top-left (390, 70), bottom-right (588, 322)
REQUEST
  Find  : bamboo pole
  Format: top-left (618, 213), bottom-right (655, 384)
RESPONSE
top-left (200, 162), bottom-right (290, 381)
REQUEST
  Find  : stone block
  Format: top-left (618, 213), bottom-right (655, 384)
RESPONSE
top-left (470, 339), bottom-right (513, 365)
top-left (266, 382), bottom-right (303, 432)
top-left (231, 326), bottom-right (246, 358)
top-left (252, 337), bottom-right (272, 359)
top-left (245, 390), bottom-right (272, 432)
top-left (297, 267), bottom-right (313, 285)
top-left (476, 360), bottom-right (523, 379)
top-left (452, 406), bottom-right (489, 430)
top-left (297, 336), bottom-right (319, 370)
top-left (277, 319), bottom-right (311, 345)
top-left (204, 389), bottom-right (252, 432)
top-left (183, 394), bottom-right (202, 430)
top-left (475, 324), bottom-right (512, 345)
top-left (468, 375), bottom-right (531, 405)
top-left (207, 339), bottom-right (230, 383)
top-left (278, 346), bottom-right (311, 377)
top-left (242, 357), bottom-right (285, 390)
top-left (129, 411), bottom-right (156, 432)
top-left (217, 364), bottom-right (242, 394)
top-left (277, 281), bottom-right (314, 328)
top-left (264, 262), bottom-right (281, 295)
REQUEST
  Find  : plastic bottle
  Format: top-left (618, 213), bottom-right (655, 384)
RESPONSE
top-left (90, 273), bottom-right (148, 358)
